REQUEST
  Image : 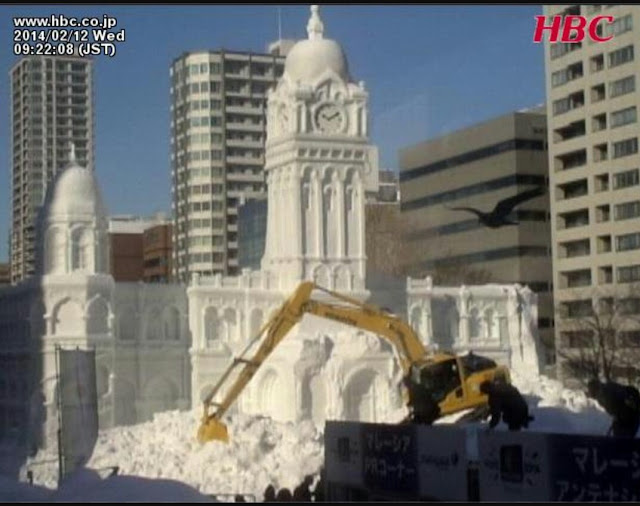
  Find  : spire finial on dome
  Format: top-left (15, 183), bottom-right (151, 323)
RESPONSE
top-left (307, 5), bottom-right (324, 40)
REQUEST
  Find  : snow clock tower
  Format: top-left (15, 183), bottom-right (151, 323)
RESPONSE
top-left (262, 5), bottom-right (379, 295)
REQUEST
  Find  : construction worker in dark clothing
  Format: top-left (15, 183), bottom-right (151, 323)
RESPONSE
top-left (480, 380), bottom-right (533, 431)
top-left (587, 379), bottom-right (640, 438)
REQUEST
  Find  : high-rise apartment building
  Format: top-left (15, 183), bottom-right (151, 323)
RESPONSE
top-left (10, 56), bottom-right (94, 284)
top-left (544, 5), bottom-right (640, 381)
top-left (170, 50), bottom-right (286, 283)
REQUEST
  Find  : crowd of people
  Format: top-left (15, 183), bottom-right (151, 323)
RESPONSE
top-left (232, 470), bottom-right (325, 503)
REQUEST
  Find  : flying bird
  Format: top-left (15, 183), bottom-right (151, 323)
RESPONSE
top-left (445, 186), bottom-right (546, 228)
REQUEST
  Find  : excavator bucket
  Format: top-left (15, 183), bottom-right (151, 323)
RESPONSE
top-left (197, 416), bottom-right (229, 444)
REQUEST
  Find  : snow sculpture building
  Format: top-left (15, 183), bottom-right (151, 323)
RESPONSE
top-left (189, 5), bottom-right (397, 425)
top-left (407, 277), bottom-right (541, 376)
top-left (0, 148), bottom-right (191, 447)
top-left (0, 6), bottom-right (542, 448)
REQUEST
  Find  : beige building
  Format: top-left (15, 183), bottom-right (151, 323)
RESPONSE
top-left (399, 110), bottom-right (554, 367)
top-left (10, 56), bottom-right (94, 284)
top-left (170, 49), bottom-right (286, 283)
top-left (544, 5), bottom-right (640, 382)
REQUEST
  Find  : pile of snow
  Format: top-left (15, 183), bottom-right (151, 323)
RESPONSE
top-left (24, 411), bottom-right (324, 499)
top-left (17, 371), bottom-right (616, 500)
top-left (512, 370), bottom-right (611, 435)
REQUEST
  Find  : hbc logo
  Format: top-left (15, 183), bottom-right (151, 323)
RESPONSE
top-left (533, 15), bottom-right (614, 43)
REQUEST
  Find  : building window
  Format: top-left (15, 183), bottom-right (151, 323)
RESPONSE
top-left (608, 45), bottom-right (634, 68)
top-left (560, 209), bottom-right (589, 229)
top-left (593, 143), bottom-right (608, 162)
top-left (551, 42), bottom-right (582, 60)
top-left (616, 232), bottom-right (640, 252)
top-left (555, 149), bottom-right (587, 171)
top-left (591, 83), bottom-right (605, 103)
top-left (563, 269), bottom-right (592, 288)
top-left (595, 173), bottom-right (609, 192)
top-left (604, 13), bottom-right (633, 37)
top-left (610, 107), bottom-right (637, 128)
top-left (558, 179), bottom-right (588, 199)
top-left (596, 204), bottom-right (610, 223)
top-left (618, 264), bottom-right (640, 283)
top-left (561, 330), bottom-right (594, 348)
top-left (563, 300), bottom-right (593, 318)
top-left (553, 91), bottom-right (584, 115)
top-left (554, 120), bottom-right (586, 141)
top-left (597, 235), bottom-right (612, 253)
top-left (610, 75), bottom-right (635, 98)
top-left (561, 239), bottom-right (590, 258)
top-left (590, 54), bottom-right (605, 72)
top-left (613, 168), bottom-right (639, 190)
top-left (592, 113), bottom-right (607, 132)
top-left (619, 331), bottom-right (640, 348)
top-left (613, 138), bottom-right (638, 158)
top-left (598, 266), bottom-right (613, 284)
top-left (614, 200), bottom-right (640, 221)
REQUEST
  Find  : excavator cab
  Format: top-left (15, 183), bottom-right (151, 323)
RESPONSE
top-left (412, 353), bottom-right (509, 421)
top-left (418, 359), bottom-right (461, 405)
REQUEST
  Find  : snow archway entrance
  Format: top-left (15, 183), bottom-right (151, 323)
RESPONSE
top-left (257, 369), bottom-right (286, 422)
top-left (343, 369), bottom-right (386, 423)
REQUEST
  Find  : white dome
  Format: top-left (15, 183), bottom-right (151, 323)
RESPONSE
top-left (284, 5), bottom-right (351, 84)
top-left (284, 38), bottom-right (350, 83)
top-left (47, 159), bottom-right (106, 220)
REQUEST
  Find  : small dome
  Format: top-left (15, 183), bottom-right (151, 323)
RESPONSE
top-left (46, 149), bottom-right (106, 220)
top-left (283, 5), bottom-right (350, 83)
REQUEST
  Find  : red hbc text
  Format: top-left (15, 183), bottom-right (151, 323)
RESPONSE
top-left (533, 15), bottom-right (614, 43)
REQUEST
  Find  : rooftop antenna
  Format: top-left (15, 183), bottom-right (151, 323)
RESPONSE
top-left (277, 6), bottom-right (282, 40)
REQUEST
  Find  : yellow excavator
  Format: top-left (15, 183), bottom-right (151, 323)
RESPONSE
top-left (197, 281), bottom-right (510, 443)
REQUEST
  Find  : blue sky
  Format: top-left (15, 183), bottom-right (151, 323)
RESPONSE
top-left (0, 5), bottom-right (545, 261)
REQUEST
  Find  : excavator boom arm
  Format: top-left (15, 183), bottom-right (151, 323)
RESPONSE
top-left (197, 282), bottom-right (430, 443)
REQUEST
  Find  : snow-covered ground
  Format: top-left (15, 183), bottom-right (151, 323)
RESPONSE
top-left (3, 371), bottom-right (616, 501)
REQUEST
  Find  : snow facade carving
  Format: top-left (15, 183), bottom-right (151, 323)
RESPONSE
top-left (0, 6), bottom-right (541, 448)
top-left (407, 276), bottom-right (541, 377)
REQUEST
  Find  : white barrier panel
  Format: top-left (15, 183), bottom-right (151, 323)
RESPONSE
top-left (417, 425), bottom-right (468, 501)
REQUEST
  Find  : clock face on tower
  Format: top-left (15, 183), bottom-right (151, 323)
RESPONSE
top-left (314, 103), bottom-right (346, 134)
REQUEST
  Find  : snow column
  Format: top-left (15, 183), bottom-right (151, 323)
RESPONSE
top-left (313, 170), bottom-right (323, 258)
top-left (335, 173), bottom-right (345, 259)
top-left (292, 169), bottom-right (303, 278)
